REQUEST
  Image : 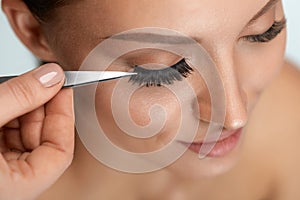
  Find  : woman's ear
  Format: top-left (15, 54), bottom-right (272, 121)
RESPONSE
top-left (2, 0), bottom-right (57, 62)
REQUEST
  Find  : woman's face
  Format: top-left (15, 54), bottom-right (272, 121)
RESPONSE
top-left (41, 0), bottom-right (286, 178)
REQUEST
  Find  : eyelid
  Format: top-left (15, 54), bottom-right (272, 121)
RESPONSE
top-left (122, 50), bottom-right (183, 68)
top-left (241, 7), bottom-right (276, 37)
top-left (129, 57), bottom-right (185, 70)
top-left (134, 58), bottom-right (186, 71)
top-left (246, 0), bottom-right (280, 27)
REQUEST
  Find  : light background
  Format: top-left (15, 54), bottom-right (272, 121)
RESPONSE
top-left (0, 0), bottom-right (299, 75)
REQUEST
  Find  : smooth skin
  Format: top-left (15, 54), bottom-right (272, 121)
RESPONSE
top-left (2, 0), bottom-right (300, 199)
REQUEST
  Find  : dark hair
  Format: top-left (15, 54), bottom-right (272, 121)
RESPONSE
top-left (23, 0), bottom-right (69, 21)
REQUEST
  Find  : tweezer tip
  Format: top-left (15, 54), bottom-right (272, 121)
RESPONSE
top-left (128, 72), bottom-right (138, 75)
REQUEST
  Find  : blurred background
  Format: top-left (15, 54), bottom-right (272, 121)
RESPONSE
top-left (0, 0), bottom-right (299, 75)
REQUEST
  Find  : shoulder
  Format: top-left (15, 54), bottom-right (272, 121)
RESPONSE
top-left (264, 61), bottom-right (300, 199)
top-left (264, 60), bottom-right (300, 158)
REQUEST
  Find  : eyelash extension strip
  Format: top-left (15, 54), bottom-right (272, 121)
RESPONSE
top-left (244, 17), bottom-right (287, 43)
top-left (129, 59), bottom-right (194, 87)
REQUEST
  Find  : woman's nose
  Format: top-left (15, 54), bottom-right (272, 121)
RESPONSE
top-left (193, 52), bottom-right (248, 131)
top-left (194, 82), bottom-right (248, 131)
top-left (222, 76), bottom-right (248, 130)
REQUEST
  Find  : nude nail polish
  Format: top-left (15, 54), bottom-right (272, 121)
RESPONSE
top-left (34, 64), bottom-right (64, 87)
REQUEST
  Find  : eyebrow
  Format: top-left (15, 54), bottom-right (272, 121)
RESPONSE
top-left (100, 0), bottom-right (280, 44)
top-left (109, 33), bottom-right (197, 44)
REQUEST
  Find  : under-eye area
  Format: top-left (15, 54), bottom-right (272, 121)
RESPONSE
top-left (129, 59), bottom-right (194, 87)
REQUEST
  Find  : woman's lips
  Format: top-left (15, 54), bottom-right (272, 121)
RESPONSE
top-left (179, 128), bottom-right (243, 158)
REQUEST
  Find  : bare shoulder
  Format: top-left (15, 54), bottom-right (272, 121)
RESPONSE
top-left (263, 61), bottom-right (300, 199)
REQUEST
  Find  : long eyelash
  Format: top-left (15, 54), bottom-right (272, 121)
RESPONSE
top-left (244, 18), bottom-right (286, 43)
top-left (129, 59), bottom-right (194, 87)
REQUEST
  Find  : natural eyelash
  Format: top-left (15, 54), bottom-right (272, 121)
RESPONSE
top-left (243, 18), bottom-right (286, 43)
top-left (129, 59), bottom-right (194, 87)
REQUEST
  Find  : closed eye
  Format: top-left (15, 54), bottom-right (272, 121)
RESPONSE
top-left (129, 59), bottom-right (194, 87)
top-left (243, 17), bottom-right (286, 43)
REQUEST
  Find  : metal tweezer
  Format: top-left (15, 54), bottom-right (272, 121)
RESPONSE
top-left (0, 71), bottom-right (137, 88)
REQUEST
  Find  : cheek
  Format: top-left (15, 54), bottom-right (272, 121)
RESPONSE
top-left (95, 81), bottom-right (182, 152)
top-left (129, 87), bottom-right (181, 128)
top-left (237, 30), bottom-right (286, 93)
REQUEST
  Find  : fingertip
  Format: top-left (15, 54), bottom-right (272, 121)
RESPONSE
top-left (33, 63), bottom-right (65, 88)
top-left (0, 63), bottom-right (66, 126)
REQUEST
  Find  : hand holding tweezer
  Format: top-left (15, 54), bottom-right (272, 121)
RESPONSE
top-left (0, 71), bottom-right (137, 88)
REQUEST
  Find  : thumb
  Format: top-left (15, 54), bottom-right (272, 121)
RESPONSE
top-left (0, 63), bottom-right (65, 126)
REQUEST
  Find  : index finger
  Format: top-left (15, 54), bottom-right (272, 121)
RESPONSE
top-left (0, 64), bottom-right (65, 127)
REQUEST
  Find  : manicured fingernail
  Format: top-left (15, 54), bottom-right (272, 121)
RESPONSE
top-left (34, 64), bottom-right (64, 87)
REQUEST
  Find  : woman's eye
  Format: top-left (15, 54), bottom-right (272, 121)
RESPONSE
top-left (129, 59), bottom-right (194, 87)
top-left (243, 18), bottom-right (286, 43)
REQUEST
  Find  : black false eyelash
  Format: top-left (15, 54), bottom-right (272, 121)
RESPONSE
top-left (129, 59), bottom-right (194, 87)
top-left (244, 18), bottom-right (286, 43)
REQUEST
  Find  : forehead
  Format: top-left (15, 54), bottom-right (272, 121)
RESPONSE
top-left (47, 0), bottom-right (278, 67)
top-left (55, 0), bottom-right (270, 35)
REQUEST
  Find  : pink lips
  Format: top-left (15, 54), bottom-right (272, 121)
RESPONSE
top-left (179, 128), bottom-right (243, 158)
